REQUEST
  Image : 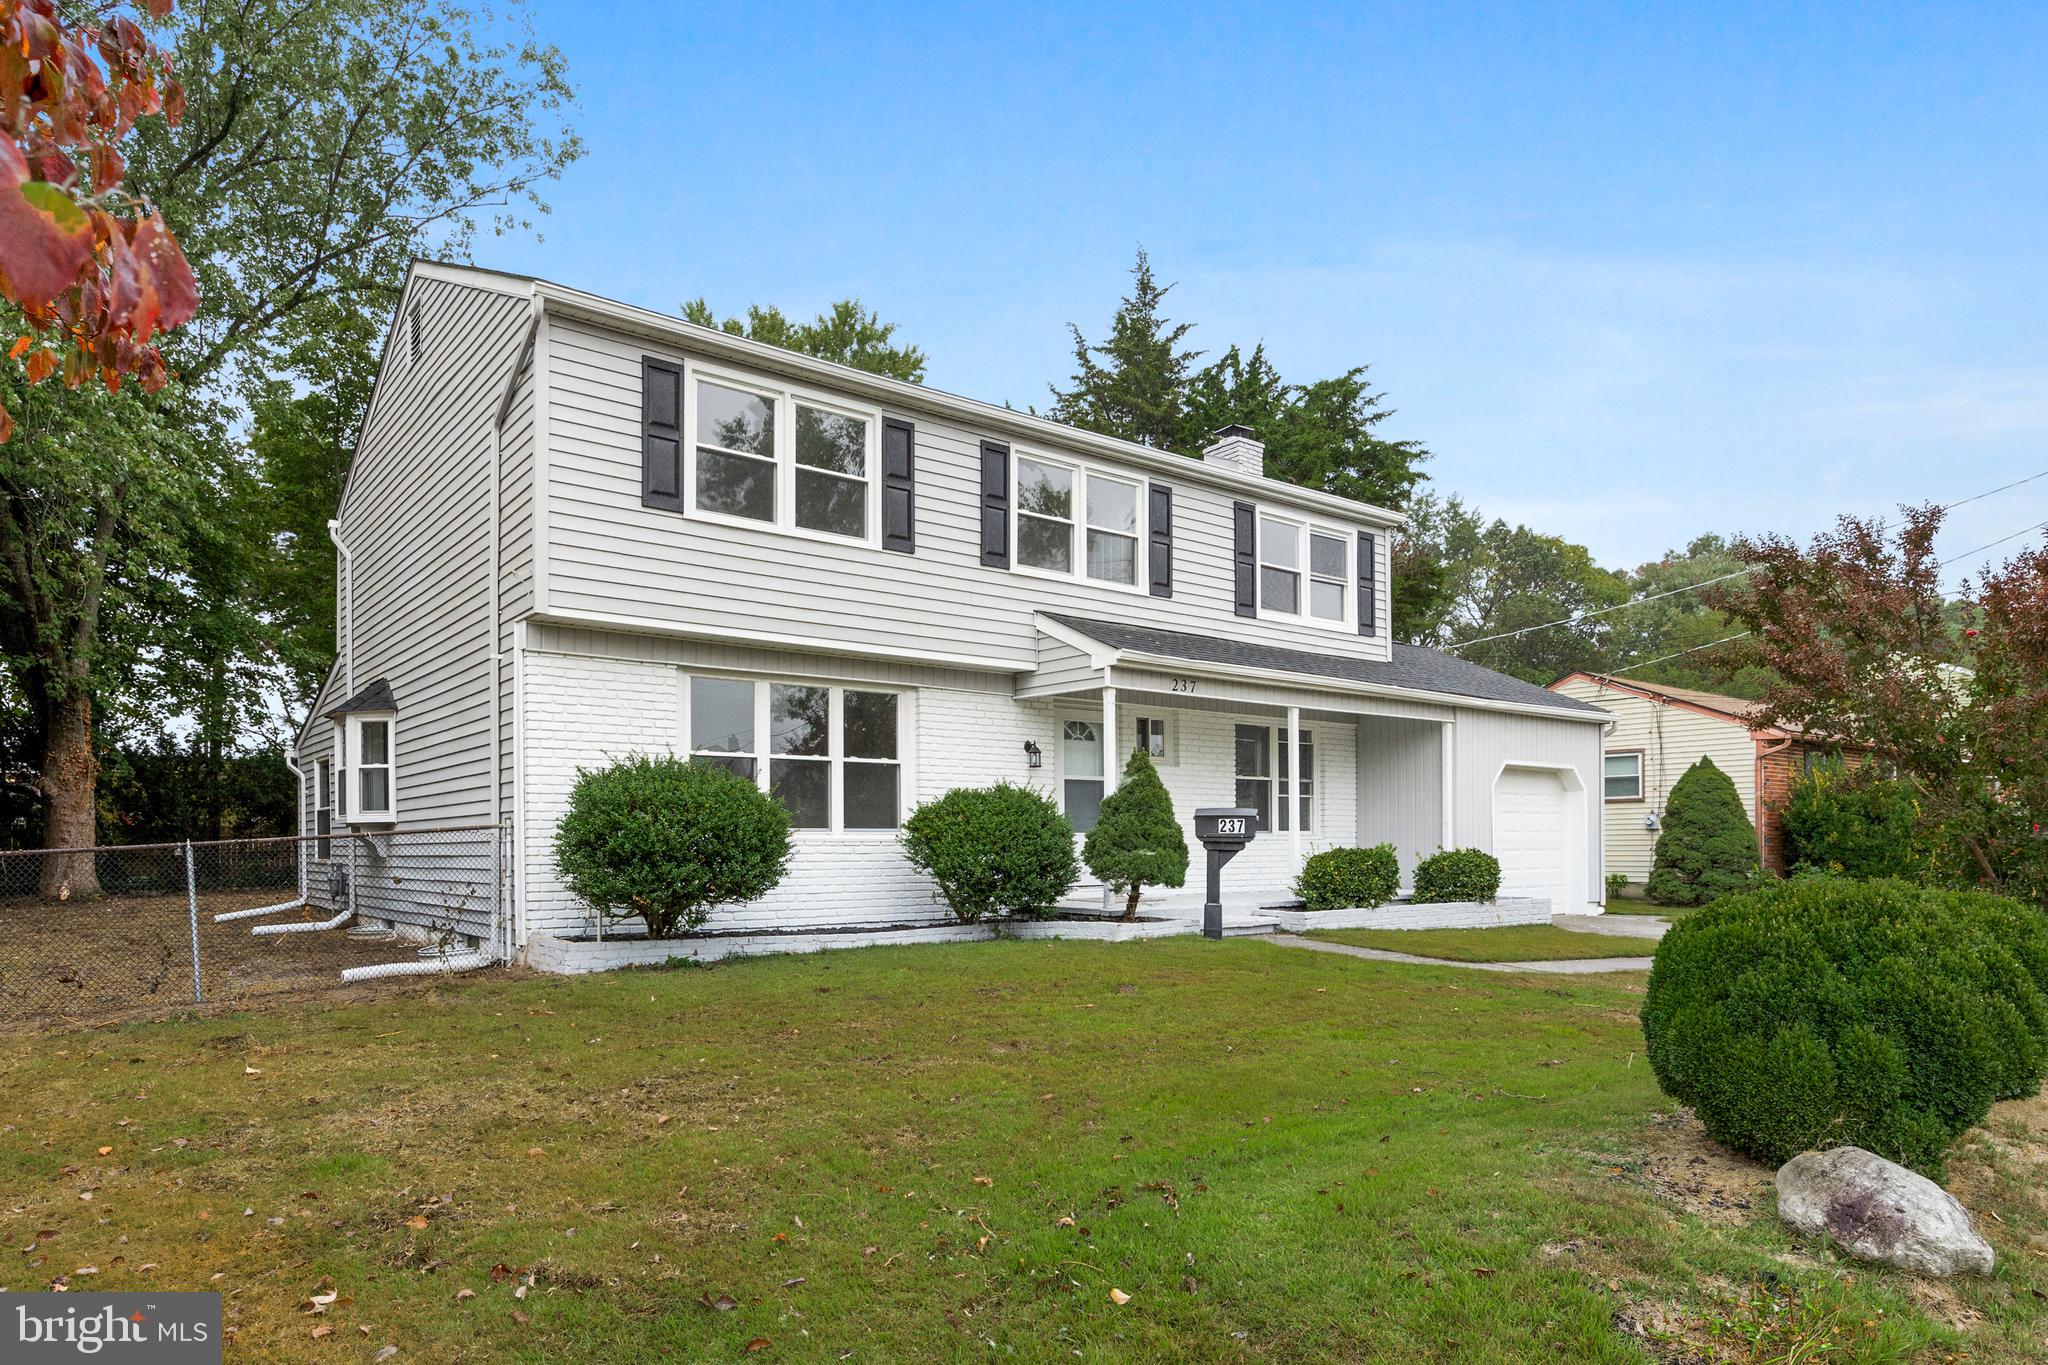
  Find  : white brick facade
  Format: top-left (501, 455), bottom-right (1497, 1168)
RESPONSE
top-left (515, 636), bottom-right (1369, 951)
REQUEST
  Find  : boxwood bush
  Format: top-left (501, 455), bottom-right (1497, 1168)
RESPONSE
top-left (1295, 844), bottom-right (1400, 912)
top-left (1781, 761), bottom-right (1924, 881)
top-left (902, 783), bottom-right (1079, 922)
top-left (1641, 878), bottom-right (2048, 1177)
top-left (554, 755), bottom-right (793, 938)
top-left (1412, 847), bottom-right (1501, 904)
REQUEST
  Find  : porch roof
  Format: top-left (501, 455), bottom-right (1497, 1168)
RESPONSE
top-left (1039, 614), bottom-right (1608, 720)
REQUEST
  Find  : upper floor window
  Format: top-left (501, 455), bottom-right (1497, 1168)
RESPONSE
top-left (1015, 453), bottom-right (1143, 589)
top-left (689, 368), bottom-right (876, 544)
top-left (1259, 514), bottom-right (1351, 627)
top-left (687, 675), bottom-right (902, 832)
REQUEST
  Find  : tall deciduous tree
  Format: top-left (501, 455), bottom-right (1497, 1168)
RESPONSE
top-left (2, 0), bottom-right (579, 887)
top-left (1714, 504), bottom-right (2048, 901)
top-left (681, 297), bottom-right (928, 382)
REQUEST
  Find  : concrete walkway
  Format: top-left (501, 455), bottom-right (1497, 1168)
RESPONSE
top-left (1553, 912), bottom-right (1670, 942)
top-left (1265, 932), bottom-right (1656, 973)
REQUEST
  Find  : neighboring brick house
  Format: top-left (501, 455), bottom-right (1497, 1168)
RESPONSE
top-left (1546, 672), bottom-right (1841, 882)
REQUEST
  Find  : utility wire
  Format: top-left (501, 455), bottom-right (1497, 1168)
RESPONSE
top-left (1599, 517), bottom-right (2048, 679)
top-left (1443, 465), bottom-right (2048, 654)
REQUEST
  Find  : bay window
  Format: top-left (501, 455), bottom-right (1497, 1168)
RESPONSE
top-left (688, 368), bottom-right (876, 543)
top-left (1015, 453), bottom-right (1144, 588)
top-left (337, 713), bottom-right (396, 823)
top-left (689, 676), bottom-right (903, 831)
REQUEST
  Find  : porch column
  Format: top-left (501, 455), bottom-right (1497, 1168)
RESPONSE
top-left (1287, 704), bottom-right (1302, 872)
top-left (1103, 686), bottom-right (1119, 794)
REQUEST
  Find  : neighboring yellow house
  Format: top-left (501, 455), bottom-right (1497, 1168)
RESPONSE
top-left (1546, 672), bottom-right (1839, 885)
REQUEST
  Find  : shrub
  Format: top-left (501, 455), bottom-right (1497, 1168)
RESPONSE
top-left (1641, 878), bottom-right (2048, 1176)
top-left (1413, 848), bottom-right (1501, 904)
top-left (902, 783), bottom-right (1079, 922)
top-left (1781, 762), bottom-right (1924, 881)
top-left (1606, 872), bottom-right (1630, 900)
top-left (1646, 757), bottom-right (1759, 906)
top-left (554, 755), bottom-right (793, 938)
top-left (1295, 844), bottom-right (1400, 912)
top-left (1083, 748), bottom-right (1189, 920)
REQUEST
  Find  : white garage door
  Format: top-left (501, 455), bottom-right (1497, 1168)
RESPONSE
top-left (1493, 767), bottom-right (1572, 909)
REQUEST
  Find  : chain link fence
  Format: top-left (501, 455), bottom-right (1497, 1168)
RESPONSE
top-left (0, 824), bottom-right (508, 1029)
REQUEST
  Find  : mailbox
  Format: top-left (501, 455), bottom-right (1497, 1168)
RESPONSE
top-left (1194, 808), bottom-right (1257, 847)
top-left (1192, 806), bottom-right (1260, 940)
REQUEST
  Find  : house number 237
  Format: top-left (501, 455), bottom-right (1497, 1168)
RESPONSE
top-left (1169, 676), bottom-right (1197, 693)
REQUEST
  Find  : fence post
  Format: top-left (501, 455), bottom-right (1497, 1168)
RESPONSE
top-left (184, 840), bottom-right (202, 1004)
top-left (493, 824), bottom-right (506, 963)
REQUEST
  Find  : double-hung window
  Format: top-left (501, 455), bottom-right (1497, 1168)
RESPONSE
top-left (333, 714), bottom-right (395, 823)
top-left (1603, 752), bottom-right (1644, 802)
top-left (689, 676), bottom-right (903, 831)
top-left (689, 370), bottom-right (876, 543)
top-left (1233, 725), bottom-right (1314, 832)
top-left (1015, 454), bottom-right (1143, 588)
top-left (1260, 514), bottom-right (1351, 627)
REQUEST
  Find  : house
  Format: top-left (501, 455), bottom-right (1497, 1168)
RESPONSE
top-left (293, 261), bottom-right (1611, 964)
top-left (1546, 671), bottom-right (1841, 884)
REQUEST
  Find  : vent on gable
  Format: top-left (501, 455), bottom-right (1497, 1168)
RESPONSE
top-left (408, 303), bottom-right (423, 366)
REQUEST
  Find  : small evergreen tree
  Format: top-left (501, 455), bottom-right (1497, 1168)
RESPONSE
top-left (1083, 747), bottom-right (1189, 920)
top-left (1646, 757), bottom-right (1759, 906)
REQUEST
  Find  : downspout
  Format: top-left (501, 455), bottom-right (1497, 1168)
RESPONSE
top-left (327, 520), bottom-right (355, 699)
top-left (1755, 735), bottom-right (1793, 874)
top-left (491, 295), bottom-right (541, 961)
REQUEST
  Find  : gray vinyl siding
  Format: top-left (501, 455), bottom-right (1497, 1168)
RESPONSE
top-left (295, 272), bottom-right (530, 839)
top-left (539, 318), bottom-right (1397, 669)
top-left (522, 622), bottom-right (1010, 695)
top-left (1019, 636), bottom-right (1099, 697)
top-left (1356, 715), bottom-right (1445, 884)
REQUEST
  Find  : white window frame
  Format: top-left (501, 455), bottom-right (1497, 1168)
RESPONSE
top-left (682, 672), bottom-right (908, 836)
top-left (313, 758), bottom-right (333, 859)
top-left (1010, 448), bottom-right (1148, 594)
top-left (1133, 714), bottom-right (1173, 766)
top-left (681, 359), bottom-right (882, 549)
top-left (1257, 511), bottom-right (1355, 631)
top-left (1233, 723), bottom-right (1316, 832)
top-left (344, 713), bottom-right (397, 823)
top-left (1604, 751), bottom-right (1645, 802)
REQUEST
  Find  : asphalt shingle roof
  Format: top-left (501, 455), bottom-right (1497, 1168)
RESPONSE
top-left (324, 678), bottom-right (398, 718)
top-left (1042, 614), bottom-right (1607, 717)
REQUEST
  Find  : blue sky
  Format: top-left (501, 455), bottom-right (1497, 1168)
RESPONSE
top-left (483, 0), bottom-right (2048, 578)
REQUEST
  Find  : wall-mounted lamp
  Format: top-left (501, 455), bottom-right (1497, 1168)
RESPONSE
top-left (1023, 740), bottom-right (1043, 769)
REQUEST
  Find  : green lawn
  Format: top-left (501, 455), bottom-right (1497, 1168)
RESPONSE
top-left (1603, 899), bottom-right (1695, 919)
top-left (1306, 923), bottom-right (1659, 962)
top-left (4, 938), bottom-right (2044, 1362)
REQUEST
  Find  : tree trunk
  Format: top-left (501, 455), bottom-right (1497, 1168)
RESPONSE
top-left (37, 694), bottom-right (101, 899)
top-left (1122, 883), bottom-right (1142, 922)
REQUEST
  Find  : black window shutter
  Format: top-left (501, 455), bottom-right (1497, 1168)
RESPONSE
top-left (641, 357), bottom-right (683, 511)
top-left (979, 440), bottom-right (1010, 568)
top-left (881, 418), bottom-right (916, 553)
top-left (1358, 531), bottom-right (1378, 637)
top-left (1232, 501), bottom-right (1256, 617)
top-left (1147, 483), bottom-right (1173, 597)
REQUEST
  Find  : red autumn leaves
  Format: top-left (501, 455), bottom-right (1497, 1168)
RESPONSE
top-left (0, 0), bottom-right (198, 438)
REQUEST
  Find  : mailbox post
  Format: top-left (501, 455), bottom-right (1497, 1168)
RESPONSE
top-left (1192, 807), bottom-right (1259, 941)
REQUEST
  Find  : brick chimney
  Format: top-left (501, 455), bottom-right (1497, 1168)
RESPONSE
top-left (1200, 424), bottom-right (1265, 479)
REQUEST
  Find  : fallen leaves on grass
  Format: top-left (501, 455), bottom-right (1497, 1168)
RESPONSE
top-left (1109, 1288), bottom-right (1131, 1306)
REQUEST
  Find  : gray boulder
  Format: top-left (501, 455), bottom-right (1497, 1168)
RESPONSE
top-left (1776, 1147), bottom-right (1994, 1277)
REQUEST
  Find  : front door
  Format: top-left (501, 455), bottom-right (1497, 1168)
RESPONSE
top-left (1062, 718), bottom-right (1104, 833)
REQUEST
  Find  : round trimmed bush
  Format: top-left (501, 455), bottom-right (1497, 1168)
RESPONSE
top-left (1646, 756), bottom-right (1759, 906)
top-left (1641, 878), bottom-right (2048, 1177)
top-left (1412, 848), bottom-right (1501, 904)
top-left (554, 754), bottom-right (793, 938)
top-left (1296, 844), bottom-right (1400, 912)
top-left (902, 783), bottom-right (1079, 922)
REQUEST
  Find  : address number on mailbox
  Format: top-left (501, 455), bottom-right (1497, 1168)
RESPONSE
top-left (1212, 817), bottom-right (1247, 836)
